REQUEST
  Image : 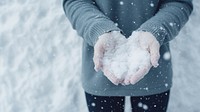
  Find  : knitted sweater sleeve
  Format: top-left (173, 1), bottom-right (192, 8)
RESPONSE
top-left (138, 0), bottom-right (193, 45)
top-left (63, 0), bottom-right (121, 46)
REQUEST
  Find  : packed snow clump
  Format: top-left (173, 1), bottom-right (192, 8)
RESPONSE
top-left (103, 32), bottom-right (151, 79)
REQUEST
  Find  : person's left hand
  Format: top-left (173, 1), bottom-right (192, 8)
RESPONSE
top-left (123, 31), bottom-right (160, 85)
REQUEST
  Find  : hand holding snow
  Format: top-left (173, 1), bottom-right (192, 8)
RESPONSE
top-left (94, 32), bottom-right (159, 85)
top-left (93, 31), bottom-right (128, 85)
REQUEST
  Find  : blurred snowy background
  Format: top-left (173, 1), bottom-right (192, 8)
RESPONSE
top-left (0, 0), bottom-right (199, 112)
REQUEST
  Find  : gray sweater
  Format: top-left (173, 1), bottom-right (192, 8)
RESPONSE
top-left (63, 0), bottom-right (193, 96)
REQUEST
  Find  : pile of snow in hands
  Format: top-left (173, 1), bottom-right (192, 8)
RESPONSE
top-left (103, 32), bottom-right (151, 80)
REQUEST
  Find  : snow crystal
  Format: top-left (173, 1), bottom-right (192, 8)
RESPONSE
top-left (163, 51), bottom-right (171, 60)
top-left (103, 32), bottom-right (151, 80)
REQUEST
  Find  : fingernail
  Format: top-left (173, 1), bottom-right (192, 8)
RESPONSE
top-left (113, 82), bottom-right (119, 85)
top-left (121, 83), bottom-right (126, 86)
top-left (154, 63), bottom-right (159, 68)
top-left (94, 66), bottom-right (99, 72)
top-left (131, 82), bottom-right (136, 85)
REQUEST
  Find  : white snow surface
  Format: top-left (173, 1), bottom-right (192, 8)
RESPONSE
top-left (0, 0), bottom-right (200, 112)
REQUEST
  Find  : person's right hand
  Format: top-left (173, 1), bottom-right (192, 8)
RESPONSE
top-left (123, 31), bottom-right (160, 85)
top-left (93, 31), bottom-right (126, 85)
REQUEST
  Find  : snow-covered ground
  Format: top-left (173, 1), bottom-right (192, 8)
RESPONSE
top-left (0, 0), bottom-right (199, 112)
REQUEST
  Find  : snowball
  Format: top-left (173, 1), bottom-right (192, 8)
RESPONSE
top-left (102, 32), bottom-right (151, 81)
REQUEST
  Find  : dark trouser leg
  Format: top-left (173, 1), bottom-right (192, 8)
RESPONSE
top-left (130, 90), bottom-right (170, 112)
top-left (85, 92), bottom-right (125, 112)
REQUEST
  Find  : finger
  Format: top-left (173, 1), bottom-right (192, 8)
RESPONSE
top-left (103, 68), bottom-right (121, 85)
top-left (130, 66), bottom-right (151, 85)
top-left (93, 43), bottom-right (105, 71)
top-left (123, 75), bottom-right (131, 85)
top-left (149, 41), bottom-right (160, 68)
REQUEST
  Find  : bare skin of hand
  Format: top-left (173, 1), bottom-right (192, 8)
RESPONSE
top-left (93, 31), bottom-right (126, 85)
top-left (123, 31), bottom-right (160, 85)
top-left (93, 31), bottom-right (160, 85)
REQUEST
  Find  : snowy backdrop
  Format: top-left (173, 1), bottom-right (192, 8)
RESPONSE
top-left (0, 0), bottom-right (200, 112)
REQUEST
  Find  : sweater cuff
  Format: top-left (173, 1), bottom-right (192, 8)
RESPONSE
top-left (137, 23), bottom-right (168, 45)
top-left (89, 21), bottom-right (121, 46)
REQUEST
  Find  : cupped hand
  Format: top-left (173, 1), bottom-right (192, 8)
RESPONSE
top-left (123, 31), bottom-right (160, 85)
top-left (93, 31), bottom-right (126, 85)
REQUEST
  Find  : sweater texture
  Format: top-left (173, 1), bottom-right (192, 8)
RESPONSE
top-left (63, 0), bottom-right (193, 96)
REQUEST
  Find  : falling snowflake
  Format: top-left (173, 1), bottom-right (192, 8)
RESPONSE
top-left (115, 23), bottom-right (119, 26)
top-left (91, 102), bottom-right (96, 107)
top-left (163, 52), bottom-right (171, 60)
top-left (131, 2), bottom-right (134, 5)
top-left (138, 102), bottom-right (143, 107)
top-left (144, 87), bottom-right (149, 91)
top-left (150, 3), bottom-right (154, 7)
top-left (169, 22), bottom-right (174, 26)
top-left (165, 83), bottom-right (168, 87)
top-left (159, 26), bottom-right (164, 30)
top-left (119, 1), bottom-right (124, 5)
top-left (143, 104), bottom-right (148, 110)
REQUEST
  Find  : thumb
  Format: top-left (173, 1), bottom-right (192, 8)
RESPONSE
top-left (149, 41), bottom-right (160, 67)
top-left (93, 42), bottom-right (105, 72)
